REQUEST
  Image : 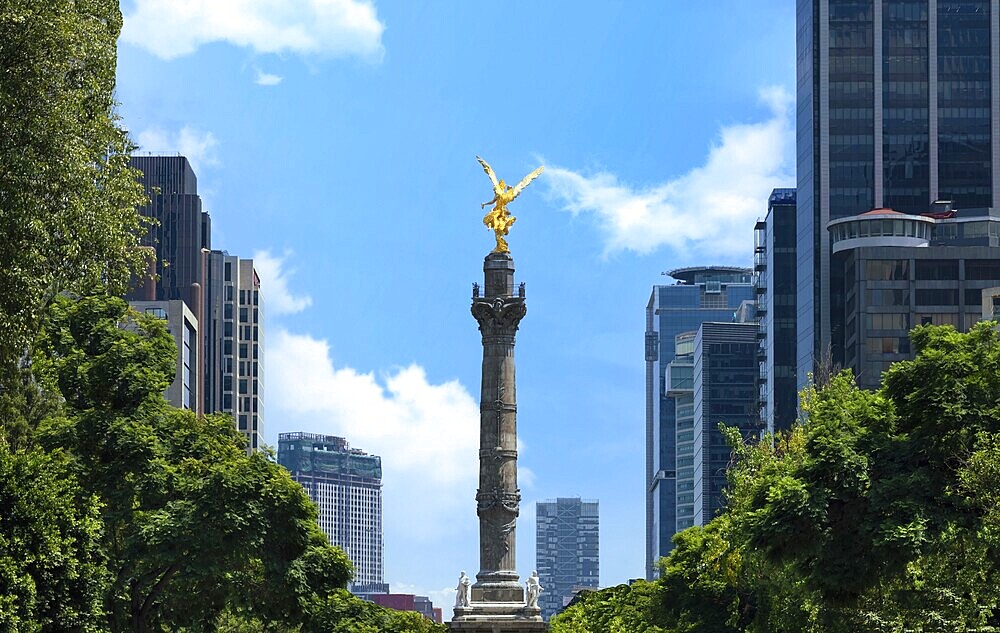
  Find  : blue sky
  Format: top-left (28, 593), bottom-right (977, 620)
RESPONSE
top-left (116, 0), bottom-right (795, 608)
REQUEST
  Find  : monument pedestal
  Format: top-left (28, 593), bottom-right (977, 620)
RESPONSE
top-left (450, 603), bottom-right (545, 633)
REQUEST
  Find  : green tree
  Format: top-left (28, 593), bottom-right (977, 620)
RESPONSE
top-left (33, 293), bottom-right (352, 632)
top-left (0, 444), bottom-right (107, 632)
top-left (0, 0), bottom-right (147, 381)
top-left (549, 581), bottom-right (664, 633)
top-left (301, 590), bottom-right (448, 633)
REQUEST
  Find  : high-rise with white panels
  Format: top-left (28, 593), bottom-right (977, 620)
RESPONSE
top-left (277, 433), bottom-right (387, 595)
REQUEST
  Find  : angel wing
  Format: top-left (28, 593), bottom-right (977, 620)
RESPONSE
top-left (510, 165), bottom-right (545, 199)
top-left (476, 156), bottom-right (500, 189)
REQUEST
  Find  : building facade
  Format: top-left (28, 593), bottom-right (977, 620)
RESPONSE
top-left (829, 204), bottom-right (1000, 388)
top-left (667, 332), bottom-right (696, 532)
top-left (535, 498), bottom-right (599, 621)
top-left (692, 322), bottom-right (759, 524)
top-left (277, 433), bottom-right (387, 595)
top-left (129, 300), bottom-right (198, 411)
top-left (796, 1), bottom-right (999, 391)
top-left (127, 156), bottom-right (211, 315)
top-left (756, 189), bottom-right (799, 432)
top-left (645, 267), bottom-right (753, 579)
top-left (204, 251), bottom-right (264, 451)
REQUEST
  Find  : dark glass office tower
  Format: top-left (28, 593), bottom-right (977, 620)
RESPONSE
top-left (127, 156), bottom-right (212, 314)
top-left (692, 322), bottom-right (758, 525)
top-left (756, 190), bottom-right (799, 433)
top-left (796, 1), bottom-right (998, 390)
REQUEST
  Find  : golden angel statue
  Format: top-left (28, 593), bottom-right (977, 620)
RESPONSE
top-left (477, 156), bottom-right (544, 253)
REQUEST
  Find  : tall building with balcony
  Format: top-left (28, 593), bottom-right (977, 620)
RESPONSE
top-left (828, 202), bottom-right (1000, 388)
top-left (756, 189), bottom-right (799, 433)
top-left (535, 498), bottom-right (599, 621)
top-left (645, 267), bottom-right (753, 579)
top-left (796, 1), bottom-right (1000, 391)
top-left (277, 433), bottom-right (387, 595)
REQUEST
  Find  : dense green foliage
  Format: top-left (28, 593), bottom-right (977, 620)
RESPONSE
top-left (0, 444), bottom-right (106, 632)
top-left (0, 0), bottom-right (148, 379)
top-left (554, 323), bottom-right (1000, 633)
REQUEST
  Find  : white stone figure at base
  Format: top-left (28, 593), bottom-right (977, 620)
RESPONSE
top-left (456, 571), bottom-right (472, 608)
top-left (525, 570), bottom-right (542, 608)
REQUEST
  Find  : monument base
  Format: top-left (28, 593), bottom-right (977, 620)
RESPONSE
top-left (450, 602), bottom-right (545, 632)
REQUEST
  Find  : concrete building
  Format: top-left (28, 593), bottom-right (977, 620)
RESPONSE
top-left (277, 433), bottom-right (387, 595)
top-left (129, 300), bottom-right (198, 411)
top-left (204, 251), bottom-right (264, 451)
top-left (755, 189), bottom-right (799, 433)
top-left (692, 322), bottom-right (759, 524)
top-left (535, 498), bottom-right (599, 621)
top-left (645, 267), bottom-right (753, 578)
top-left (829, 203), bottom-right (1000, 389)
top-left (796, 1), bottom-right (1000, 391)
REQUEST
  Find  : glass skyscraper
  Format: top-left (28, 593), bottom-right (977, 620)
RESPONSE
top-left (644, 267), bottom-right (753, 579)
top-left (756, 189), bottom-right (799, 433)
top-left (796, 1), bottom-right (998, 390)
top-left (535, 498), bottom-right (599, 621)
top-left (692, 322), bottom-right (759, 525)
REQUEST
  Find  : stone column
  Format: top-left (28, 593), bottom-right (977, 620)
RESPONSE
top-left (470, 251), bottom-right (526, 602)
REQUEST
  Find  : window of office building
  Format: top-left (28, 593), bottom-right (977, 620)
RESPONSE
top-left (866, 336), bottom-right (911, 355)
top-left (966, 261), bottom-right (1000, 280)
top-left (915, 288), bottom-right (960, 305)
top-left (867, 313), bottom-right (909, 330)
top-left (866, 259), bottom-right (909, 280)
top-left (965, 288), bottom-right (990, 307)
top-left (917, 313), bottom-right (960, 327)
top-left (866, 288), bottom-right (910, 306)
top-left (915, 260), bottom-right (959, 281)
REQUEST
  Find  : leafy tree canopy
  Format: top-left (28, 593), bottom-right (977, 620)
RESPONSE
top-left (0, 0), bottom-right (148, 378)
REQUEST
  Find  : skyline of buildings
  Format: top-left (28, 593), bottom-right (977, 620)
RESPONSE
top-left (121, 2), bottom-right (1000, 603)
top-left (535, 497), bottom-right (600, 620)
top-left (126, 155), bottom-right (264, 451)
top-left (641, 0), bottom-right (1000, 584)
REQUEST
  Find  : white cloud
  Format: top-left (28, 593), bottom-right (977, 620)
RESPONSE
top-left (135, 126), bottom-right (219, 174)
top-left (268, 329), bottom-right (479, 541)
top-left (254, 69), bottom-right (283, 86)
top-left (122, 0), bottom-right (385, 61)
top-left (518, 466), bottom-right (536, 489)
top-left (545, 86), bottom-right (794, 260)
top-left (251, 250), bottom-right (312, 315)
